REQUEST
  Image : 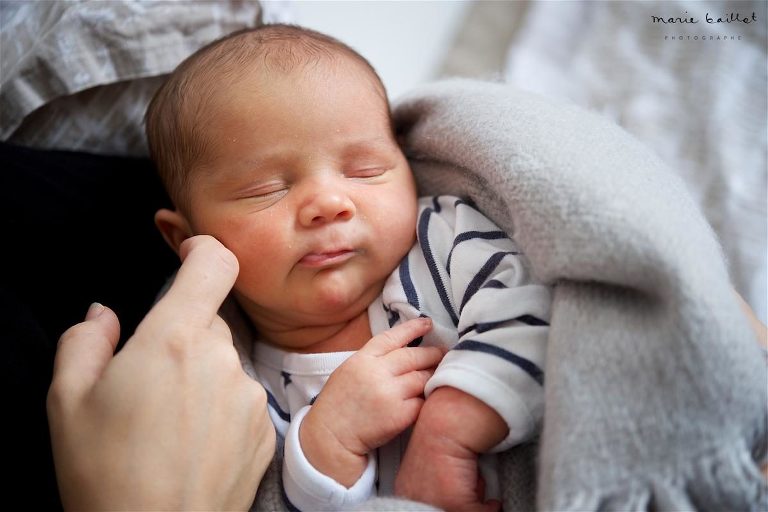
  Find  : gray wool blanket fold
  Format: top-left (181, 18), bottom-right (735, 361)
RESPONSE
top-left (242, 79), bottom-right (767, 511)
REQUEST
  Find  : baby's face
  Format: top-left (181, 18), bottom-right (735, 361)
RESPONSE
top-left (184, 59), bottom-right (418, 344)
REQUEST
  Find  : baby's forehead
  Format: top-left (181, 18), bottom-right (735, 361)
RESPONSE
top-left (209, 54), bottom-right (391, 121)
top-left (250, 48), bottom-right (386, 98)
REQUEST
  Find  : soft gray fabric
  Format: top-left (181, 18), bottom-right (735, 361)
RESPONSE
top-left (394, 79), bottom-right (767, 510)
top-left (239, 79), bottom-right (767, 510)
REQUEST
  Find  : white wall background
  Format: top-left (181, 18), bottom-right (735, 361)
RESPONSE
top-left (266, 0), bottom-right (470, 101)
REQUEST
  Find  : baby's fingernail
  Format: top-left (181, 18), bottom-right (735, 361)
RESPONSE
top-left (421, 317), bottom-right (432, 327)
top-left (86, 302), bottom-right (105, 320)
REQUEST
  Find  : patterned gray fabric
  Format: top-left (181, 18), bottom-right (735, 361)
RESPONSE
top-left (0, 0), bottom-right (264, 156)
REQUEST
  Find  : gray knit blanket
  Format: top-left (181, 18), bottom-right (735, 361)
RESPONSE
top-left (242, 79), bottom-right (767, 511)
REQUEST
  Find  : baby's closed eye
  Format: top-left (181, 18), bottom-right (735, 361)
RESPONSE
top-left (345, 167), bottom-right (389, 179)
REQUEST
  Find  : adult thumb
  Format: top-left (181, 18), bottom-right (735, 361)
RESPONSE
top-left (50, 303), bottom-right (121, 401)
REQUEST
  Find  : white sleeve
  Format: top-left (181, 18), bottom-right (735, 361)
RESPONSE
top-left (418, 196), bottom-right (550, 452)
top-left (282, 405), bottom-right (377, 511)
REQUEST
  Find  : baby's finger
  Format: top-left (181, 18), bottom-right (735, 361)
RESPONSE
top-left (399, 369), bottom-right (434, 398)
top-left (386, 345), bottom-right (445, 375)
top-left (364, 317), bottom-right (433, 357)
top-left (400, 396), bottom-right (425, 426)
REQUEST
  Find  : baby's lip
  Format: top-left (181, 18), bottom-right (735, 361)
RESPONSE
top-left (298, 248), bottom-right (356, 268)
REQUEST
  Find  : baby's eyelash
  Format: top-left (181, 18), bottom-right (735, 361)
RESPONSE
top-left (346, 168), bottom-right (387, 178)
top-left (252, 188), bottom-right (286, 198)
top-left (236, 184), bottom-right (288, 201)
top-left (250, 190), bottom-right (288, 204)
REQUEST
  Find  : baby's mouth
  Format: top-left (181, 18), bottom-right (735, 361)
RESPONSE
top-left (298, 249), bottom-right (356, 268)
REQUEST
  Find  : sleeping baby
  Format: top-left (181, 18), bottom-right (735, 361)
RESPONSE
top-left (145, 24), bottom-right (550, 511)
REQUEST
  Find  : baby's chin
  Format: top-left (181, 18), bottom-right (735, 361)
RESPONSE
top-left (298, 280), bottom-right (381, 319)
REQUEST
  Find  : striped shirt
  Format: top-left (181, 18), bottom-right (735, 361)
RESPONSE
top-left (252, 195), bottom-right (550, 511)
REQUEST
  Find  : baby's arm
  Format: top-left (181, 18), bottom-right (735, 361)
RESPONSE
top-left (282, 318), bottom-right (442, 510)
top-left (396, 293), bottom-right (547, 511)
top-left (395, 387), bottom-right (506, 512)
top-left (395, 196), bottom-right (550, 510)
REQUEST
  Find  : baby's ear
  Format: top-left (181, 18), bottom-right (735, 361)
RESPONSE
top-left (154, 208), bottom-right (193, 256)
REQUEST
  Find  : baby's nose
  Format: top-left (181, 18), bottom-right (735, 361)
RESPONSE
top-left (299, 190), bottom-right (356, 227)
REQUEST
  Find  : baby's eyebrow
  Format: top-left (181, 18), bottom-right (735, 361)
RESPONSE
top-left (241, 154), bottom-right (284, 168)
top-left (342, 138), bottom-right (397, 156)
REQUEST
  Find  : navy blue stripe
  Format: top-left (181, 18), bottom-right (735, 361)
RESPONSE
top-left (454, 340), bottom-right (544, 386)
top-left (458, 316), bottom-right (550, 338)
top-left (459, 319), bottom-right (505, 338)
top-left (432, 195), bottom-right (442, 213)
top-left (281, 484), bottom-right (302, 512)
top-left (408, 336), bottom-right (423, 347)
top-left (454, 197), bottom-right (478, 211)
top-left (388, 310), bottom-right (401, 327)
top-left (447, 230), bottom-right (509, 272)
top-left (460, 251), bottom-right (518, 313)
top-left (418, 208), bottom-right (459, 326)
top-left (516, 314), bottom-right (549, 326)
top-left (383, 303), bottom-right (401, 328)
top-left (398, 254), bottom-right (420, 310)
top-left (309, 394), bottom-right (318, 406)
top-left (482, 279), bottom-right (507, 289)
top-left (265, 389), bottom-right (290, 422)
top-left (454, 230), bottom-right (508, 246)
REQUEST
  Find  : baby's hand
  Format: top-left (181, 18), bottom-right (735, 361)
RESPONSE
top-left (300, 317), bottom-right (442, 486)
top-left (395, 387), bottom-right (507, 512)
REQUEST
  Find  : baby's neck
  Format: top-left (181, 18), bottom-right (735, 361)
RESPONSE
top-left (258, 309), bottom-right (372, 354)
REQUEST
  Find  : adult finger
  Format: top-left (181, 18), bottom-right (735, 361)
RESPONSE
top-left (151, 235), bottom-right (239, 329)
top-left (50, 303), bottom-right (121, 402)
top-left (210, 314), bottom-right (233, 339)
top-left (387, 345), bottom-right (444, 375)
top-left (365, 317), bottom-right (432, 357)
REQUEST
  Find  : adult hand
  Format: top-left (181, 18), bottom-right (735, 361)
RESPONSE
top-left (47, 235), bottom-right (276, 511)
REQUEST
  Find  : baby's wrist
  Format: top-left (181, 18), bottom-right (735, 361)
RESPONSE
top-left (420, 386), bottom-right (508, 453)
top-left (300, 407), bottom-right (368, 487)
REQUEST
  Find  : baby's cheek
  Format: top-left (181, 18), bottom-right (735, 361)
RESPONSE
top-left (233, 257), bottom-right (275, 294)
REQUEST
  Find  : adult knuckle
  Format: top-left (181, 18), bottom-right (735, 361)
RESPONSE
top-left (56, 322), bottom-right (89, 348)
top-left (246, 380), bottom-right (269, 408)
top-left (46, 382), bottom-right (67, 414)
top-left (56, 327), bottom-right (76, 348)
top-left (206, 342), bottom-right (241, 370)
top-left (156, 323), bottom-right (223, 365)
top-left (160, 324), bottom-right (196, 361)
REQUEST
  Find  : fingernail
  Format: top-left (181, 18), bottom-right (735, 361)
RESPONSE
top-left (421, 317), bottom-right (432, 327)
top-left (86, 302), bottom-right (105, 320)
